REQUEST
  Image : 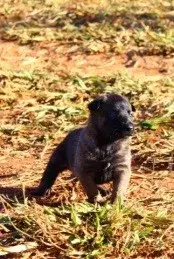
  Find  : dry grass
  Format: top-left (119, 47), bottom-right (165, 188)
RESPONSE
top-left (0, 0), bottom-right (174, 258)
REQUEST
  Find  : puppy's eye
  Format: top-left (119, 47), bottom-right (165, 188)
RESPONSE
top-left (128, 110), bottom-right (132, 115)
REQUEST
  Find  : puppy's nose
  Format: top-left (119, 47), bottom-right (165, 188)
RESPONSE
top-left (126, 124), bottom-right (134, 132)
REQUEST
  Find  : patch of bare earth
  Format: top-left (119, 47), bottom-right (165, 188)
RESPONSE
top-left (0, 41), bottom-right (174, 77)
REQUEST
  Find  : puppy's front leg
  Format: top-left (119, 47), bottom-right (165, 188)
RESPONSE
top-left (78, 173), bottom-right (98, 203)
top-left (111, 170), bottom-right (131, 204)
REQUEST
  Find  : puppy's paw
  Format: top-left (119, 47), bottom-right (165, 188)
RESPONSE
top-left (30, 187), bottom-right (48, 197)
top-left (87, 193), bottom-right (108, 205)
top-left (98, 186), bottom-right (110, 197)
top-left (96, 193), bottom-right (108, 204)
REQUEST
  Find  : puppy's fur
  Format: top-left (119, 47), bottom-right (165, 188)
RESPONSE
top-left (31, 93), bottom-right (134, 203)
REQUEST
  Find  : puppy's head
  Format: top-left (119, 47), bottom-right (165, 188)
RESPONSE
top-left (88, 93), bottom-right (135, 143)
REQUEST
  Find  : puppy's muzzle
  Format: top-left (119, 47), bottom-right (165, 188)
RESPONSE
top-left (116, 122), bottom-right (134, 136)
top-left (123, 123), bottom-right (134, 135)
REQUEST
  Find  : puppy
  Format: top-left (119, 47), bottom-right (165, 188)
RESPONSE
top-left (31, 93), bottom-right (134, 204)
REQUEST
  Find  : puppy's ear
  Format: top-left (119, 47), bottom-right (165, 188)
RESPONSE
top-left (88, 99), bottom-right (101, 111)
top-left (131, 104), bottom-right (136, 112)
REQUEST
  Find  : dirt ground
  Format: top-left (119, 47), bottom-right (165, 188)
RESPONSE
top-left (0, 41), bottom-right (174, 77)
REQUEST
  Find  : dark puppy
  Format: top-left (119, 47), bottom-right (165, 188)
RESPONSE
top-left (31, 93), bottom-right (134, 203)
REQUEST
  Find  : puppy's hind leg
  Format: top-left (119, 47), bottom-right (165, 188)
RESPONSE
top-left (31, 142), bottom-right (68, 196)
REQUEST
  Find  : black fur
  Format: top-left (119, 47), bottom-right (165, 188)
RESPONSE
top-left (31, 93), bottom-right (134, 203)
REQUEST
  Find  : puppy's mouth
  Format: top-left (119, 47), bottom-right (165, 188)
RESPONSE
top-left (123, 131), bottom-right (134, 136)
top-left (117, 131), bottom-right (133, 137)
top-left (114, 127), bottom-right (134, 137)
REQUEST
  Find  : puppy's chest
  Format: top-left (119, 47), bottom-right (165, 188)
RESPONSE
top-left (85, 144), bottom-right (120, 184)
